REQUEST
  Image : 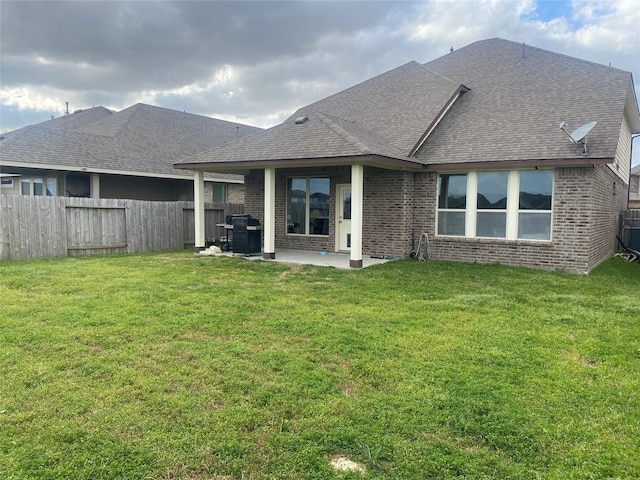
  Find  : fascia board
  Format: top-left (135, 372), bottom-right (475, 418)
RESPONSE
top-left (0, 161), bottom-right (244, 183)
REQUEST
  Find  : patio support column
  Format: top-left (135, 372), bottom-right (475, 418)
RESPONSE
top-left (350, 163), bottom-right (363, 268)
top-left (193, 170), bottom-right (206, 252)
top-left (263, 167), bottom-right (276, 259)
top-left (90, 174), bottom-right (100, 198)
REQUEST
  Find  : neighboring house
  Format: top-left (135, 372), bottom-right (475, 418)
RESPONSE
top-left (0, 103), bottom-right (263, 202)
top-left (176, 38), bottom-right (640, 273)
top-left (629, 164), bottom-right (640, 209)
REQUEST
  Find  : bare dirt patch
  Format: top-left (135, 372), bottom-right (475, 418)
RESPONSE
top-left (330, 454), bottom-right (366, 473)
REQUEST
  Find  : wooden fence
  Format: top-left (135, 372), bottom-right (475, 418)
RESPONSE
top-left (0, 195), bottom-right (243, 260)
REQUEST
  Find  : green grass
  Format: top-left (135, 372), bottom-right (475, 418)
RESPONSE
top-left (1, 252), bottom-right (639, 479)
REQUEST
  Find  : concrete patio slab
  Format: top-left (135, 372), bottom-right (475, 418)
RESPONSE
top-left (203, 248), bottom-right (390, 269)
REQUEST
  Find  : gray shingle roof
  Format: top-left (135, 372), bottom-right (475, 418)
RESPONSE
top-left (1, 103), bottom-right (263, 180)
top-left (177, 38), bottom-right (639, 172)
top-left (36, 106), bottom-right (114, 131)
top-left (177, 61), bottom-right (465, 168)
top-left (416, 38), bottom-right (638, 165)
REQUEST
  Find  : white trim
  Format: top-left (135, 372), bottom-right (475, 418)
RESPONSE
top-left (264, 167), bottom-right (276, 255)
top-left (335, 183), bottom-right (352, 252)
top-left (350, 164), bottom-right (364, 263)
top-left (90, 173), bottom-right (100, 199)
top-left (466, 172), bottom-right (477, 237)
top-left (0, 161), bottom-right (244, 183)
top-left (194, 171), bottom-right (205, 249)
top-left (436, 169), bottom-right (554, 242)
top-left (506, 171), bottom-right (519, 239)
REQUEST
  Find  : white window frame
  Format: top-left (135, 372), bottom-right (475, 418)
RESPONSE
top-left (19, 176), bottom-right (58, 196)
top-left (1, 177), bottom-right (15, 188)
top-left (436, 170), bottom-right (553, 242)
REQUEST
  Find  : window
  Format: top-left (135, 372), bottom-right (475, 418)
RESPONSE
top-left (437, 174), bottom-right (467, 235)
top-left (436, 170), bottom-right (553, 241)
top-left (287, 177), bottom-right (330, 235)
top-left (212, 183), bottom-right (226, 202)
top-left (1, 177), bottom-right (14, 188)
top-left (20, 177), bottom-right (57, 196)
top-left (476, 172), bottom-right (508, 238)
top-left (518, 171), bottom-right (552, 240)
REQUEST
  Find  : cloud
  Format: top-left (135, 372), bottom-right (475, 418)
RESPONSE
top-left (1, 0), bottom-right (638, 166)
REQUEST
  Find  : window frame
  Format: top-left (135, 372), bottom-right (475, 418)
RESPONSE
top-left (1, 177), bottom-right (15, 188)
top-left (436, 170), bottom-right (554, 242)
top-left (212, 183), bottom-right (227, 203)
top-left (20, 176), bottom-right (58, 196)
top-left (437, 173), bottom-right (468, 236)
top-left (286, 176), bottom-right (330, 236)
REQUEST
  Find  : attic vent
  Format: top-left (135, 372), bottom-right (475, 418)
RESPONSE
top-left (294, 116), bottom-right (309, 125)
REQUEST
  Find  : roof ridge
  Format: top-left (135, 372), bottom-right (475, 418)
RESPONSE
top-left (315, 112), bottom-right (371, 154)
top-left (110, 103), bottom-right (145, 137)
top-left (458, 37), bottom-right (632, 75)
top-left (315, 111), bottom-right (407, 159)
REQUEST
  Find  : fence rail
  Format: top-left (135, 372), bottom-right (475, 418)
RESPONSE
top-left (0, 195), bottom-right (243, 260)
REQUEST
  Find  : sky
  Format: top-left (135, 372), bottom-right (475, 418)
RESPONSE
top-left (1, 0), bottom-right (639, 165)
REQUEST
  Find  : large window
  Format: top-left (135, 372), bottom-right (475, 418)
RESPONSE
top-left (287, 177), bottom-right (330, 235)
top-left (437, 170), bottom-right (553, 241)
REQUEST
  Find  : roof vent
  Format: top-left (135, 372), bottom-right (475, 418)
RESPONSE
top-left (294, 116), bottom-right (309, 125)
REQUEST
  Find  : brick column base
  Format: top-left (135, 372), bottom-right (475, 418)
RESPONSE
top-left (263, 252), bottom-right (276, 259)
top-left (349, 259), bottom-right (363, 268)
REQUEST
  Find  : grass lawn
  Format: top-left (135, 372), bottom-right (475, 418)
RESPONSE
top-left (1, 252), bottom-right (639, 480)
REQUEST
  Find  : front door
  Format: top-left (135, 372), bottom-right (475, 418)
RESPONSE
top-left (336, 184), bottom-right (351, 251)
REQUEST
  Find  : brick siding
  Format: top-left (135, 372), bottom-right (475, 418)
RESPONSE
top-left (243, 165), bottom-right (624, 273)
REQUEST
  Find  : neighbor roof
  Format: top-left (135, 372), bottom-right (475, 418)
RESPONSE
top-left (176, 38), bottom-right (639, 172)
top-left (1, 104), bottom-right (263, 181)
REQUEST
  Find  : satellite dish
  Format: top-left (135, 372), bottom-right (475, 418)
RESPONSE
top-left (559, 121), bottom-right (597, 155)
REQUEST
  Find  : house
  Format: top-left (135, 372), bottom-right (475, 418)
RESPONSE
top-left (0, 103), bottom-right (262, 202)
top-left (175, 38), bottom-right (640, 273)
top-left (629, 164), bottom-right (640, 209)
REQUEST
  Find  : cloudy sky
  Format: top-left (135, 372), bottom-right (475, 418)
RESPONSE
top-left (1, 0), bottom-right (639, 164)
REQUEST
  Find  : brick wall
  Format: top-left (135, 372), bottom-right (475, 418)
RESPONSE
top-left (588, 164), bottom-right (627, 267)
top-left (244, 165), bottom-right (623, 273)
top-left (227, 183), bottom-right (244, 204)
top-left (425, 166), bottom-right (625, 274)
top-left (362, 168), bottom-right (417, 257)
